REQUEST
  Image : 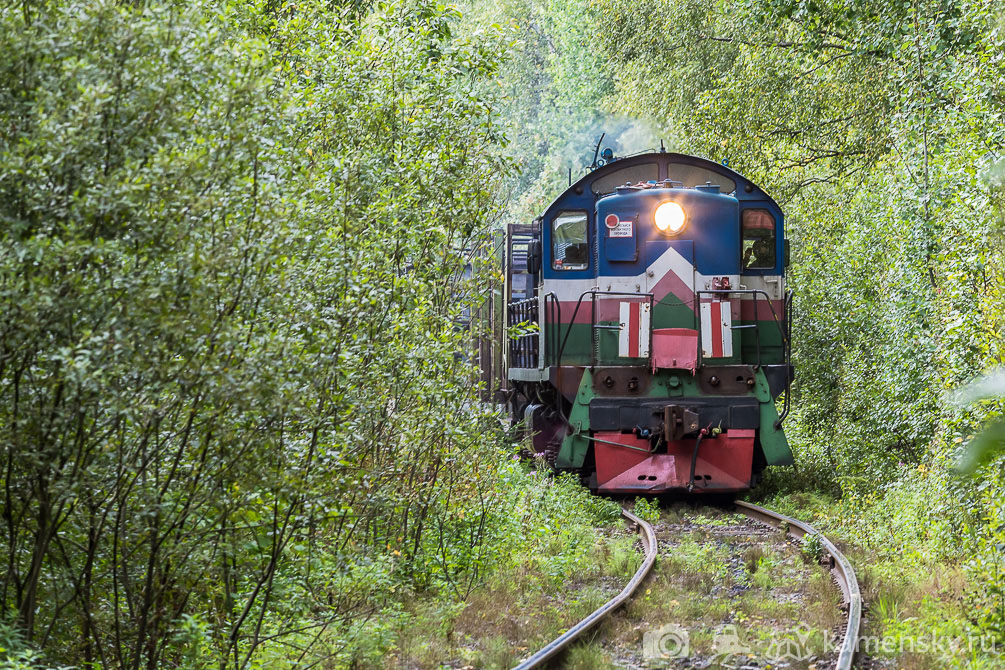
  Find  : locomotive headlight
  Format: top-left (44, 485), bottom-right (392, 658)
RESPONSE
top-left (654, 201), bottom-right (686, 235)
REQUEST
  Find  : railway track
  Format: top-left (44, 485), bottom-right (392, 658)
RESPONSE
top-left (511, 501), bottom-right (861, 670)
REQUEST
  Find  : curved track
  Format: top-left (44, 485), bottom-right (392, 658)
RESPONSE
top-left (511, 501), bottom-right (861, 670)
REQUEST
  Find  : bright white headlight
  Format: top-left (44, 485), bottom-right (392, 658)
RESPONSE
top-left (654, 201), bottom-right (686, 235)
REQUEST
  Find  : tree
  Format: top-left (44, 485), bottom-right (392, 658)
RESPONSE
top-left (0, 0), bottom-right (509, 666)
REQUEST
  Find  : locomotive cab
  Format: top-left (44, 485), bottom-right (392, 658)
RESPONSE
top-left (505, 151), bottom-right (794, 495)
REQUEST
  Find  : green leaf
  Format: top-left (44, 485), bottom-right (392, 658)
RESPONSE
top-left (955, 369), bottom-right (1005, 405)
top-left (956, 417), bottom-right (1005, 475)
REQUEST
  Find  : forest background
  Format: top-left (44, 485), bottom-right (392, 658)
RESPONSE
top-left (0, 0), bottom-right (1003, 668)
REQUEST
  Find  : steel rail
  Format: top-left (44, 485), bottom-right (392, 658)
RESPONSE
top-left (510, 508), bottom-right (658, 670)
top-left (735, 500), bottom-right (861, 670)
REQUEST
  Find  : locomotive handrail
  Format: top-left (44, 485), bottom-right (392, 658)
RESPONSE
top-left (555, 289), bottom-right (787, 374)
top-left (695, 288), bottom-right (787, 366)
top-left (550, 288), bottom-right (792, 426)
top-left (555, 289), bottom-right (594, 369)
top-left (555, 289), bottom-right (654, 368)
top-left (544, 292), bottom-right (560, 367)
top-left (776, 289), bottom-right (794, 425)
top-left (508, 296), bottom-right (540, 369)
top-left (695, 288), bottom-right (792, 426)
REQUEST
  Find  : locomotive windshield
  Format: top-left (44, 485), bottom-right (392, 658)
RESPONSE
top-left (591, 163), bottom-right (659, 195)
top-left (666, 163), bottom-right (736, 193)
top-left (589, 161), bottom-right (737, 195)
top-left (552, 211), bottom-right (589, 270)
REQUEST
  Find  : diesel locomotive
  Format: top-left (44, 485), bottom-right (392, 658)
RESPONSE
top-left (504, 149), bottom-right (794, 494)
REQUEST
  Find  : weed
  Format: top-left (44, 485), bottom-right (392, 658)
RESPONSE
top-left (661, 505), bottom-right (684, 523)
top-left (735, 591), bottom-right (800, 620)
top-left (0, 619), bottom-right (41, 669)
top-left (742, 545), bottom-right (766, 573)
top-left (564, 641), bottom-right (609, 670)
top-left (663, 536), bottom-right (731, 582)
top-left (805, 570), bottom-right (842, 629)
top-left (567, 588), bottom-right (609, 620)
top-left (692, 511), bottom-right (745, 527)
top-left (801, 533), bottom-right (824, 563)
top-left (479, 635), bottom-right (517, 669)
top-left (875, 594), bottom-right (902, 623)
top-left (752, 558), bottom-right (776, 590)
top-left (604, 536), bottom-right (642, 577)
top-left (633, 497), bottom-right (661, 523)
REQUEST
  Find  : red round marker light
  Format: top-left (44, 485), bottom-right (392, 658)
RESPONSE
top-left (605, 213), bottom-right (619, 229)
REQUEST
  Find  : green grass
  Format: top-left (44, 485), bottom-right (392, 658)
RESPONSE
top-left (751, 487), bottom-right (996, 669)
top-left (479, 635), bottom-right (517, 669)
top-left (691, 512), bottom-right (746, 527)
top-left (602, 509), bottom-right (842, 665)
top-left (751, 557), bottom-right (777, 590)
top-left (633, 496), bottom-right (661, 523)
top-left (564, 641), bottom-right (610, 670)
top-left (602, 535), bottom-right (644, 578)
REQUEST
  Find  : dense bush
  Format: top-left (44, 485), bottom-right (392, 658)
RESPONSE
top-left (0, 0), bottom-right (520, 666)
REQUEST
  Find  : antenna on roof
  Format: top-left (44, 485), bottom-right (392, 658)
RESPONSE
top-left (660, 139), bottom-right (666, 153)
top-left (590, 132), bottom-right (606, 169)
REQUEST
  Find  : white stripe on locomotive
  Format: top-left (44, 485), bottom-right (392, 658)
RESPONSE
top-left (618, 301), bottom-right (650, 358)
top-left (699, 299), bottom-right (733, 358)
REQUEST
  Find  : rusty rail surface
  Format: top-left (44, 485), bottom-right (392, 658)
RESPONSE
top-left (735, 500), bottom-right (862, 670)
top-left (510, 508), bottom-right (658, 670)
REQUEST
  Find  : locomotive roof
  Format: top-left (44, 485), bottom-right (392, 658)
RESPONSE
top-left (546, 151), bottom-right (781, 217)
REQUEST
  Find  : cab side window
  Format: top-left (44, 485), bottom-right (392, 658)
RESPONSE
top-left (552, 211), bottom-right (589, 270)
top-left (742, 209), bottom-right (776, 270)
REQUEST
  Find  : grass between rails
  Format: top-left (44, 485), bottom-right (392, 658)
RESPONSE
top-left (592, 504), bottom-right (841, 670)
top-left (392, 499), bottom-right (848, 670)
